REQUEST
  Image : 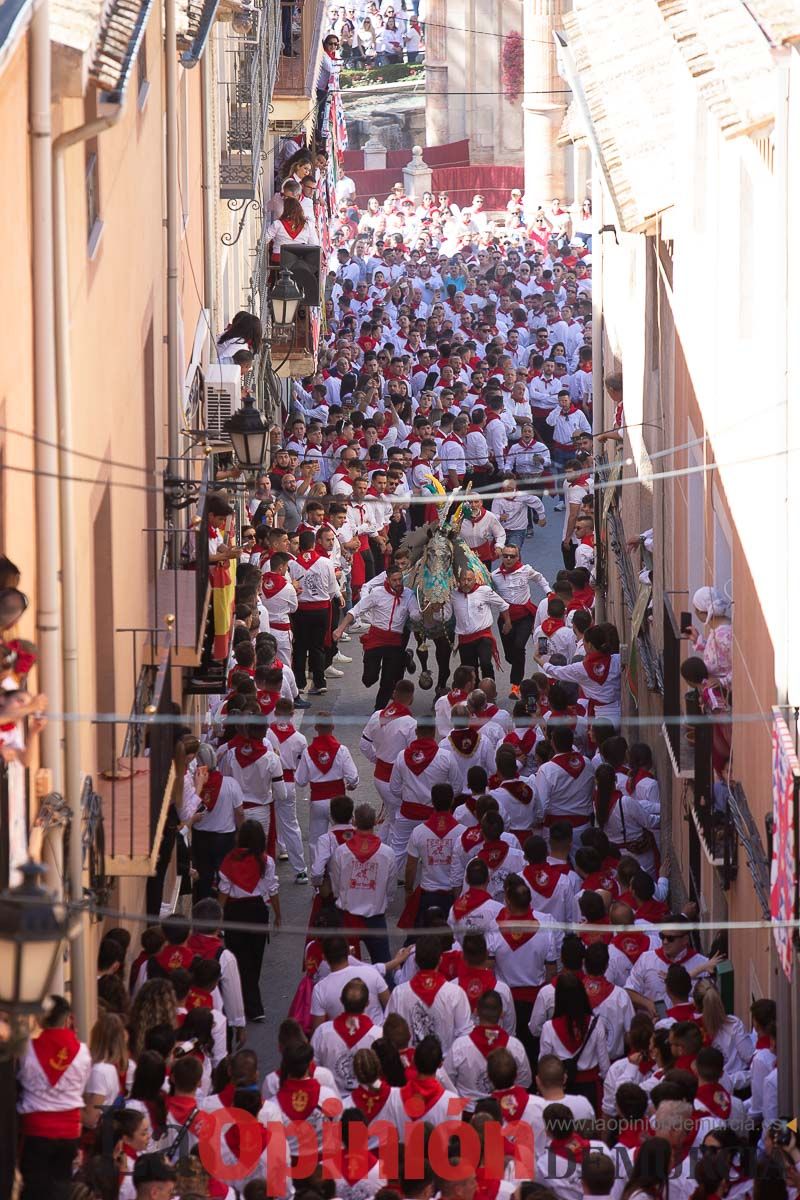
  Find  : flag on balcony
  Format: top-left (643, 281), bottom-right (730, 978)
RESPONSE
top-left (330, 81), bottom-right (348, 160)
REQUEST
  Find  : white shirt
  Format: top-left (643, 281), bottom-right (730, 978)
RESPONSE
top-left (260, 572), bottom-right (299, 628)
top-left (444, 1027), bottom-right (532, 1104)
top-left (533, 619), bottom-right (577, 662)
top-left (505, 438), bottom-right (551, 476)
top-left (407, 815), bottom-right (467, 891)
top-left (535, 752), bottom-right (595, 826)
top-left (452, 584), bottom-right (509, 637)
top-left (330, 833), bottom-right (397, 917)
top-left (181, 771), bottom-right (244, 834)
top-left (348, 583), bottom-right (421, 633)
top-left (17, 1032), bottom-right (92, 1123)
top-left (289, 554), bottom-right (339, 604)
top-left (218, 853), bottom-right (279, 902)
top-left (295, 741), bottom-right (359, 799)
top-left (539, 1014), bottom-right (611, 1077)
top-left (218, 740), bottom-right (287, 810)
top-left (311, 962), bottom-right (388, 1025)
top-left (385, 975), bottom-right (472, 1050)
top-left (546, 405), bottom-right (592, 445)
top-left (492, 492), bottom-right (546, 531)
top-left (447, 891), bottom-right (503, 940)
top-left (461, 511), bottom-right (506, 553)
top-left (527, 1091), bottom-right (596, 1146)
top-left (626, 948), bottom-right (712, 1002)
top-left (582, 976), bottom-right (635, 1060)
top-left (439, 434), bottom-right (467, 479)
top-left (359, 705), bottom-right (417, 778)
top-left (310, 1016), bottom-right (383, 1093)
top-left (389, 743), bottom-right (459, 814)
top-left (544, 655), bottom-right (622, 721)
top-left (488, 915), bottom-right (557, 991)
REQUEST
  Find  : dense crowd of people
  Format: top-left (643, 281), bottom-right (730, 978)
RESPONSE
top-left (14, 178), bottom-right (781, 1200)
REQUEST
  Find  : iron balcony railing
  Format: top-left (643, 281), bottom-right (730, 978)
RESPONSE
top-left (219, 0), bottom-right (282, 199)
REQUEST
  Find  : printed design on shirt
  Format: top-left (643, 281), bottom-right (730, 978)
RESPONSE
top-left (336, 1051), bottom-right (358, 1092)
top-left (410, 1000), bottom-right (436, 1044)
top-left (49, 1046), bottom-right (71, 1072)
top-left (317, 751), bottom-right (331, 766)
top-left (291, 1088), bottom-right (311, 1113)
top-left (350, 860), bottom-right (379, 891)
top-left (426, 835), bottom-right (455, 866)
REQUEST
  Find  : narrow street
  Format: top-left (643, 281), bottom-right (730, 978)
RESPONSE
top-left (246, 509), bottom-right (567, 1072)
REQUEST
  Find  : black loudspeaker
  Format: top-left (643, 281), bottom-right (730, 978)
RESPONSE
top-left (280, 244), bottom-right (322, 305)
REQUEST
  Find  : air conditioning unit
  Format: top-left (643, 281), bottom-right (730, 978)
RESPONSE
top-left (204, 365), bottom-right (241, 442)
top-left (269, 118), bottom-right (302, 134)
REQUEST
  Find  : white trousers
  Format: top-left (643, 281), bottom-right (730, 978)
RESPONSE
top-left (389, 813), bottom-right (421, 874)
top-left (308, 801), bottom-right (331, 855)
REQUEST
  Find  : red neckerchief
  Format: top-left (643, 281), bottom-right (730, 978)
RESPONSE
top-left (424, 811), bottom-right (459, 837)
top-left (261, 571), bottom-right (289, 597)
top-left (580, 914), bottom-right (612, 946)
top-left (277, 1077), bottom-right (321, 1120)
top-left (382, 579), bottom-right (404, 630)
top-left (655, 944), bottom-right (693, 965)
top-left (674, 1052), bottom-right (697, 1071)
top-left (755, 1035), bottom-right (773, 1051)
top-left (122, 1143), bottom-right (139, 1162)
top-left (523, 862), bottom-right (561, 899)
top-left (351, 1080), bottom-right (391, 1117)
top-left (466, 1027), bottom-right (509, 1066)
top-left (549, 1132), bottom-right (591, 1162)
top-left (455, 792), bottom-right (478, 815)
top-left (552, 1015), bottom-right (593, 1054)
top-left (459, 964), bottom-right (498, 1010)
top-left (492, 1085), bottom-right (529, 1123)
top-left (583, 974), bottom-right (615, 1007)
top-left (461, 826), bottom-right (485, 852)
top-left (611, 930), bottom-right (650, 963)
top-left (408, 969), bottom-right (447, 1006)
top-left (32, 1028), bottom-right (81, 1086)
top-left (271, 720), bottom-right (296, 743)
top-left (332, 1013), bottom-right (373, 1049)
top-left (228, 734), bottom-right (269, 769)
top-left (187, 933), bottom-right (223, 960)
top-left (583, 650), bottom-right (612, 683)
top-left (347, 832), bottom-right (381, 864)
top-left (500, 560), bottom-right (523, 575)
top-left (579, 534), bottom-right (595, 547)
top-left (295, 550), bottom-right (321, 570)
top-left (340, 1150), bottom-right (379, 1186)
top-left (185, 986), bottom-right (213, 1011)
top-left (280, 218), bottom-right (304, 238)
top-left (635, 898), bottom-right (669, 922)
top-left (257, 689), bottom-right (280, 716)
top-left (452, 887), bottom-right (492, 920)
top-left (154, 944), bottom-right (194, 972)
top-left (404, 738), bottom-right (439, 775)
top-left (666, 1002), bottom-right (698, 1021)
top-left (617, 1125), bottom-right (647, 1150)
top-left (626, 767), bottom-right (654, 795)
top-left (497, 906), bottom-right (538, 948)
top-left (551, 751), bottom-right (586, 779)
top-left (478, 839), bottom-right (510, 870)
top-left (401, 1074), bottom-right (444, 1116)
top-left (571, 585), bottom-right (596, 607)
top-left (447, 688), bottom-right (470, 707)
top-left (541, 617), bottom-right (565, 636)
top-left (220, 848), bottom-right (264, 893)
top-left (449, 728), bottom-right (480, 756)
top-left (501, 779), bottom-right (533, 805)
top-left (379, 701), bottom-right (412, 724)
top-left (307, 734), bottom-right (340, 773)
top-left (166, 1095), bottom-right (198, 1128)
top-left (200, 769), bottom-right (224, 812)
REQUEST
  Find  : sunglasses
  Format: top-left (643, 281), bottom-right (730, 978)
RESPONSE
top-left (661, 934), bottom-right (685, 943)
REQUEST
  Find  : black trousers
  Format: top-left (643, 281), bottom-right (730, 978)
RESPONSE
top-left (416, 633), bottom-right (451, 690)
top-left (292, 607), bottom-right (329, 689)
top-left (20, 1135), bottom-right (79, 1200)
top-left (459, 635), bottom-right (496, 681)
top-left (192, 828), bottom-right (235, 900)
top-left (561, 541), bottom-right (577, 570)
top-left (325, 598), bottom-right (342, 668)
top-left (499, 615), bottom-right (533, 685)
top-left (225, 895), bottom-right (270, 1019)
top-left (363, 644), bottom-right (406, 710)
top-left (360, 913), bottom-right (391, 965)
top-left (513, 998), bottom-right (539, 1074)
top-left (147, 806), bottom-right (178, 916)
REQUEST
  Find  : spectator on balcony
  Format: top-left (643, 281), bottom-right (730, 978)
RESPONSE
top-left (265, 198), bottom-right (318, 268)
top-left (404, 14), bottom-right (423, 61)
top-left (686, 585), bottom-right (732, 690)
top-left (376, 16), bottom-right (403, 63)
top-left (216, 310), bottom-right (262, 360)
top-left (356, 16), bottom-right (378, 63)
top-left (317, 33), bottom-right (341, 130)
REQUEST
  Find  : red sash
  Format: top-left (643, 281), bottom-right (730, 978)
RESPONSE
top-left (459, 966), bottom-right (498, 1011)
top-left (469, 1024), bottom-right (509, 1057)
top-left (32, 1028), bottom-right (81, 1086)
top-left (332, 1013), bottom-right (373, 1049)
top-left (408, 970), bottom-right (447, 1006)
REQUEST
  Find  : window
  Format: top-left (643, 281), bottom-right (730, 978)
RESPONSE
top-left (84, 95), bottom-right (103, 254)
top-left (137, 36), bottom-right (149, 109)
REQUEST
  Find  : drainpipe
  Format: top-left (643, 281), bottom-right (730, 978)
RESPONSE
top-left (166, 0), bottom-right (180, 481)
top-left (200, 50), bottom-right (216, 332)
top-left (592, 174), bottom-right (606, 623)
top-left (53, 107), bottom-right (123, 1040)
top-left (30, 0), bottom-right (64, 796)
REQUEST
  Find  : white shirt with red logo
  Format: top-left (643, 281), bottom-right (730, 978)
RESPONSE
top-left (444, 1025), bottom-right (531, 1105)
top-left (259, 571), bottom-right (299, 631)
top-left (295, 739), bottom-right (359, 803)
top-left (266, 721), bottom-right (308, 791)
top-left (406, 813), bottom-right (467, 891)
top-left (329, 832), bottom-right (397, 916)
top-left (359, 703), bottom-right (417, 783)
top-left (535, 751), bottom-right (595, 827)
top-left (310, 1014), bottom-right (383, 1093)
top-left (385, 971), bottom-right (472, 1050)
top-left (17, 1028), bottom-right (92, 1138)
top-left (218, 737), bottom-right (286, 813)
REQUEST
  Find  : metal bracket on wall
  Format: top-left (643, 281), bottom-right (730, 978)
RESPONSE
top-left (221, 197), bottom-right (263, 247)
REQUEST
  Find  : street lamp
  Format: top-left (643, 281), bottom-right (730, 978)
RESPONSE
top-left (224, 396), bottom-right (269, 470)
top-left (268, 267), bottom-right (302, 330)
top-left (0, 861), bottom-right (79, 1018)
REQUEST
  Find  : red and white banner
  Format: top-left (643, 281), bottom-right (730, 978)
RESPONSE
top-left (771, 708), bottom-right (800, 981)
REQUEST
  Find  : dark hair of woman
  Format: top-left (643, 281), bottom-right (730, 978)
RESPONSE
top-left (620, 1137), bottom-right (672, 1200)
top-left (551, 973), bottom-right (592, 1045)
